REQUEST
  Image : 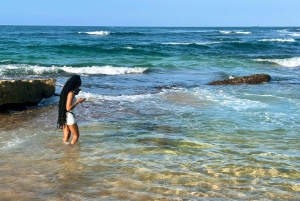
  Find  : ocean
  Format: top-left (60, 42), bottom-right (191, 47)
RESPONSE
top-left (0, 26), bottom-right (300, 200)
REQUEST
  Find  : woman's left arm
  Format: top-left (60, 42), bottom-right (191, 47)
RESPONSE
top-left (66, 92), bottom-right (76, 111)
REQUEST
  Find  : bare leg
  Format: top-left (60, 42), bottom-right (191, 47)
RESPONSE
top-left (68, 123), bottom-right (80, 144)
top-left (62, 125), bottom-right (71, 143)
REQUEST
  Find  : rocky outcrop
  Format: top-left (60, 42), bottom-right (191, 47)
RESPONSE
top-left (209, 74), bottom-right (271, 85)
top-left (0, 78), bottom-right (55, 111)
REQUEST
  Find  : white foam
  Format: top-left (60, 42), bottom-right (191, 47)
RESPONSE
top-left (0, 135), bottom-right (26, 149)
top-left (276, 29), bottom-right (300, 37)
top-left (124, 46), bottom-right (133, 50)
top-left (235, 31), bottom-right (252, 34)
top-left (219, 31), bottom-right (251, 35)
top-left (219, 31), bottom-right (231, 34)
top-left (259, 38), bottom-right (295, 42)
top-left (289, 33), bottom-right (300, 37)
top-left (196, 42), bottom-right (222, 45)
top-left (78, 31), bottom-right (110, 36)
top-left (0, 64), bottom-right (148, 75)
top-left (254, 57), bottom-right (300, 67)
top-left (0, 64), bottom-right (60, 75)
top-left (198, 88), bottom-right (266, 111)
top-left (31, 66), bottom-right (60, 74)
top-left (105, 94), bottom-right (154, 102)
top-left (79, 91), bottom-right (154, 103)
top-left (61, 66), bottom-right (148, 75)
top-left (5, 65), bottom-right (20, 70)
top-left (277, 29), bottom-right (289, 33)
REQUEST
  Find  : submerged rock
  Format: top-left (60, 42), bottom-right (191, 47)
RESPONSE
top-left (0, 78), bottom-right (55, 111)
top-left (209, 74), bottom-right (271, 85)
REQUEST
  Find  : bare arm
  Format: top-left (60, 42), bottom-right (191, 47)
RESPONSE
top-left (66, 92), bottom-right (85, 111)
top-left (66, 92), bottom-right (75, 112)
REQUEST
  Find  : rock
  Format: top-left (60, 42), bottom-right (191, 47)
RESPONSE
top-left (208, 74), bottom-right (271, 85)
top-left (0, 78), bottom-right (56, 111)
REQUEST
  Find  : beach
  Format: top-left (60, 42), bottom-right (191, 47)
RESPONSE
top-left (1, 26), bottom-right (300, 200)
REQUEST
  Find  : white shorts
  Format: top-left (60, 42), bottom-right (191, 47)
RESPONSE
top-left (66, 112), bottom-right (77, 125)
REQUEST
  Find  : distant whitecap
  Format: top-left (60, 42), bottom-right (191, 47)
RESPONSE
top-left (162, 42), bottom-right (191, 45)
top-left (219, 31), bottom-right (251, 35)
top-left (289, 33), bottom-right (300, 37)
top-left (78, 31), bottom-right (110, 36)
top-left (259, 38), bottom-right (295, 42)
top-left (124, 46), bottom-right (134, 50)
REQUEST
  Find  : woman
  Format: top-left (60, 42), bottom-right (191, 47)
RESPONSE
top-left (57, 75), bottom-right (85, 144)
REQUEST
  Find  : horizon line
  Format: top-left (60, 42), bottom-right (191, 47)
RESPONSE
top-left (1, 24), bottom-right (300, 28)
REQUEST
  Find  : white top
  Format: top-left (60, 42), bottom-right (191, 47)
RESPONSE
top-left (71, 97), bottom-right (77, 113)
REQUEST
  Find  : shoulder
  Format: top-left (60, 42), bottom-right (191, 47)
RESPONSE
top-left (67, 91), bottom-right (75, 99)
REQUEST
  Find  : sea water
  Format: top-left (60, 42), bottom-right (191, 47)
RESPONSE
top-left (0, 26), bottom-right (300, 200)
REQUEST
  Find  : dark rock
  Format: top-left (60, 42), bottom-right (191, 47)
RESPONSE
top-left (209, 74), bottom-right (271, 85)
top-left (0, 78), bottom-right (55, 111)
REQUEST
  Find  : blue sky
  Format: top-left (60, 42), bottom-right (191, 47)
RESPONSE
top-left (1, 0), bottom-right (300, 26)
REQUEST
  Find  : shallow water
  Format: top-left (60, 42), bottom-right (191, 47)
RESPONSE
top-left (1, 82), bottom-right (300, 200)
top-left (1, 26), bottom-right (300, 200)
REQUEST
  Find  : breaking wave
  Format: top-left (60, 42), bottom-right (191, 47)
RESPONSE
top-left (0, 65), bottom-right (148, 76)
top-left (61, 66), bottom-right (148, 75)
top-left (254, 57), bottom-right (300, 67)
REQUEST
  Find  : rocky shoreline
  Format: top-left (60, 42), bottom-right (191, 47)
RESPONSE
top-left (0, 78), bottom-right (56, 111)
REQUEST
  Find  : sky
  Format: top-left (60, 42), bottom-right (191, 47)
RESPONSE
top-left (0, 0), bottom-right (300, 27)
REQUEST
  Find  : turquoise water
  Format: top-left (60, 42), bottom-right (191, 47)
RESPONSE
top-left (0, 26), bottom-right (300, 200)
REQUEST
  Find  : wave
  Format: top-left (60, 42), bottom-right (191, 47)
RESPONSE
top-left (276, 29), bottom-right (300, 37)
top-left (235, 31), bottom-right (252, 34)
top-left (162, 42), bottom-right (191, 45)
top-left (157, 87), bottom-right (267, 111)
top-left (277, 29), bottom-right (289, 33)
top-left (219, 31), bottom-right (251, 35)
top-left (61, 66), bottom-right (148, 75)
top-left (78, 31), bottom-right (110, 36)
top-left (168, 30), bottom-right (214, 33)
top-left (289, 33), bottom-right (300, 37)
top-left (162, 40), bottom-right (273, 50)
top-left (0, 64), bottom-right (61, 76)
top-left (124, 46), bottom-right (134, 50)
top-left (79, 91), bottom-right (154, 103)
top-left (0, 65), bottom-right (148, 76)
top-left (78, 31), bottom-right (146, 36)
top-left (1, 59), bottom-right (11, 63)
top-left (162, 42), bottom-right (221, 46)
top-left (259, 38), bottom-right (296, 43)
top-left (254, 57), bottom-right (300, 67)
top-left (112, 32), bottom-right (146, 36)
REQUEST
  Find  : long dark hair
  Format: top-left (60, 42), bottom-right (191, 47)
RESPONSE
top-left (57, 75), bottom-right (82, 128)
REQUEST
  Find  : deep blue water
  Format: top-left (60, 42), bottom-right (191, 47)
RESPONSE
top-left (0, 26), bottom-right (300, 200)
